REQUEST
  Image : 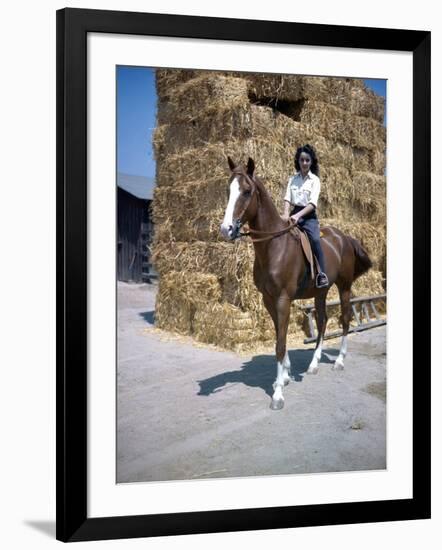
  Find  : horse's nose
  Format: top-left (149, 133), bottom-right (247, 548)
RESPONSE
top-left (220, 223), bottom-right (232, 240)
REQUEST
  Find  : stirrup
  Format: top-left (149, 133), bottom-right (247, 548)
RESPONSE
top-left (316, 272), bottom-right (329, 288)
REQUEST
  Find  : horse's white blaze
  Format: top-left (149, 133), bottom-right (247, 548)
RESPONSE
top-left (220, 177), bottom-right (240, 239)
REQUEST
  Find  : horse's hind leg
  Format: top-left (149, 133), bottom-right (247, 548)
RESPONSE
top-left (333, 285), bottom-right (351, 370)
top-left (307, 293), bottom-right (328, 375)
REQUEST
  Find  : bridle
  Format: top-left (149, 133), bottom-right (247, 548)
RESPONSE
top-left (230, 170), bottom-right (296, 243)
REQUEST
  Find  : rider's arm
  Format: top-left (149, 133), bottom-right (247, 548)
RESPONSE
top-left (282, 200), bottom-right (291, 219)
top-left (282, 178), bottom-right (293, 221)
top-left (309, 175), bottom-right (321, 208)
top-left (291, 203), bottom-right (315, 221)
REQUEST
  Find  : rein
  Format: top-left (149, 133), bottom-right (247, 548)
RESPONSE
top-left (239, 221), bottom-right (296, 242)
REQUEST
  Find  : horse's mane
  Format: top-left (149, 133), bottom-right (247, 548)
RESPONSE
top-left (232, 164), bottom-right (284, 222)
top-left (253, 174), bottom-right (282, 218)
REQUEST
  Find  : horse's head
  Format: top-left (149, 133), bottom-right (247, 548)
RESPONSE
top-left (220, 156), bottom-right (259, 241)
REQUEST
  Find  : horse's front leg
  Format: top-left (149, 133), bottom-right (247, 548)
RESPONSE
top-left (270, 295), bottom-right (291, 410)
top-left (282, 349), bottom-right (291, 385)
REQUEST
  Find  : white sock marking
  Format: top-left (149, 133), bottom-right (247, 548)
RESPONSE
top-left (336, 335), bottom-right (348, 365)
top-left (272, 360), bottom-right (285, 402)
top-left (308, 336), bottom-right (323, 373)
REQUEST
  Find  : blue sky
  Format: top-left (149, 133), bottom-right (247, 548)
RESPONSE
top-left (117, 66), bottom-right (386, 178)
top-left (117, 66), bottom-right (157, 178)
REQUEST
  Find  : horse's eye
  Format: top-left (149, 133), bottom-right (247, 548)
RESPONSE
top-left (243, 190), bottom-right (251, 197)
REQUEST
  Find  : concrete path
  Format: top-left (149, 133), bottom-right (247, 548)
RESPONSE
top-left (117, 282), bottom-right (386, 483)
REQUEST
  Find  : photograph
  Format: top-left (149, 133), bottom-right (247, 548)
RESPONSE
top-left (54, 5), bottom-right (431, 542)
top-left (116, 66), bottom-right (388, 483)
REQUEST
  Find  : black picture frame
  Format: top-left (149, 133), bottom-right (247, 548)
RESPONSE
top-left (56, 7), bottom-right (431, 543)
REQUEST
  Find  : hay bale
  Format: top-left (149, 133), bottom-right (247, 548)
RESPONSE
top-left (151, 240), bottom-right (246, 278)
top-left (154, 103), bottom-right (385, 170)
top-left (151, 171), bottom-right (386, 243)
top-left (156, 270), bottom-right (221, 308)
top-left (193, 302), bottom-right (255, 349)
top-left (155, 271), bottom-right (222, 335)
top-left (242, 73), bottom-right (305, 103)
top-left (152, 231), bottom-right (385, 305)
top-left (155, 139), bottom-right (295, 191)
top-left (152, 177), bottom-right (227, 225)
top-left (350, 171), bottom-right (386, 221)
top-left (153, 105), bottom-right (251, 158)
top-left (193, 299), bottom-right (314, 351)
top-left (151, 239), bottom-right (259, 311)
top-left (155, 68), bottom-right (199, 100)
top-left (153, 104), bottom-right (310, 162)
top-left (228, 73), bottom-right (384, 122)
top-left (156, 69), bottom-right (385, 122)
top-left (320, 169), bottom-right (386, 222)
top-left (152, 69), bottom-right (387, 351)
top-left (157, 74), bottom-right (250, 125)
top-left (352, 147), bottom-right (386, 175)
top-left (151, 240), bottom-right (258, 308)
top-left (298, 100), bottom-right (386, 150)
top-left (152, 198), bottom-right (226, 243)
top-left (155, 139), bottom-right (385, 194)
top-left (302, 77), bottom-right (385, 122)
top-left (154, 261), bottom-right (385, 351)
top-left (155, 294), bottom-right (194, 334)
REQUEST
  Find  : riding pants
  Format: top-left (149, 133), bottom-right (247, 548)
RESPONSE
top-left (291, 205), bottom-right (326, 274)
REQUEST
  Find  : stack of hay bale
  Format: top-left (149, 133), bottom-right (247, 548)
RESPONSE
top-left (152, 69), bottom-right (386, 351)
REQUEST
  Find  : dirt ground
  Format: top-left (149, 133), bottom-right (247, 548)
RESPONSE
top-left (117, 282), bottom-right (386, 483)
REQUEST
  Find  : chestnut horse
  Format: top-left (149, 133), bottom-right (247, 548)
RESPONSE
top-left (220, 157), bottom-right (372, 410)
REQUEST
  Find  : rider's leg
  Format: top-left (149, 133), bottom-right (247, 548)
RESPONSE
top-left (300, 217), bottom-right (328, 287)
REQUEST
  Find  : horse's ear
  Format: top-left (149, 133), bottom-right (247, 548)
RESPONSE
top-left (246, 157), bottom-right (255, 176)
top-left (227, 156), bottom-right (236, 171)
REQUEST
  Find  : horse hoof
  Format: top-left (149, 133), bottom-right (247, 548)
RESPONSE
top-left (307, 366), bottom-right (319, 375)
top-left (332, 361), bottom-right (344, 371)
top-left (270, 398), bottom-right (284, 410)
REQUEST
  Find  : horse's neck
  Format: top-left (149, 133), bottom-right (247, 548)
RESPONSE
top-left (250, 180), bottom-right (285, 233)
top-left (249, 180), bottom-right (295, 263)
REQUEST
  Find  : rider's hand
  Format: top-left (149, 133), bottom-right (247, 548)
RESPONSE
top-left (290, 215), bottom-right (299, 226)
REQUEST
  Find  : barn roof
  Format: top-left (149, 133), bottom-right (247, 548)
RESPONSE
top-left (117, 173), bottom-right (155, 200)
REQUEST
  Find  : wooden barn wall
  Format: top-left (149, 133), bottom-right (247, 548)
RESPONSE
top-left (117, 188), bottom-right (149, 282)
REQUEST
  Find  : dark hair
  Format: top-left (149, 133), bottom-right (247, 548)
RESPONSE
top-left (294, 144), bottom-right (319, 176)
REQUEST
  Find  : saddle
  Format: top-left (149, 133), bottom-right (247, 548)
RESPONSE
top-left (290, 226), bottom-right (322, 281)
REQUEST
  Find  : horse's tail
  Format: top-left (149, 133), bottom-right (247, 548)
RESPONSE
top-left (350, 237), bottom-right (372, 280)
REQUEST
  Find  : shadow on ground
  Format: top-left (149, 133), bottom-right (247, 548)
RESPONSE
top-left (197, 348), bottom-right (338, 398)
top-left (139, 311), bottom-right (155, 325)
